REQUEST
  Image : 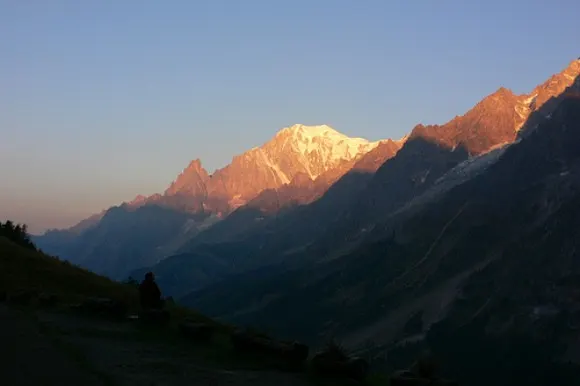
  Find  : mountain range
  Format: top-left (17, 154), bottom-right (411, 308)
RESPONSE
top-left (36, 124), bottom-right (405, 278)
top-left (114, 58), bottom-right (580, 294)
top-left (34, 60), bottom-right (580, 385)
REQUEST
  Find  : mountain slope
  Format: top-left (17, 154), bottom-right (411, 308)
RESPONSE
top-left (0, 236), bottom-right (137, 303)
top-left (46, 205), bottom-right (207, 280)
top-left (349, 58), bottom-right (580, 225)
top-left (35, 212), bottom-right (105, 256)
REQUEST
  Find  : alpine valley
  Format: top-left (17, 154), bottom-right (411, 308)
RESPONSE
top-left (35, 58), bottom-right (580, 385)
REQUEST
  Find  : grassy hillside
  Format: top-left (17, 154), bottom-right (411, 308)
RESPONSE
top-left (0, 235), bottom-right (226, 331)
top-left (0, 236), bottom-right (137, 304)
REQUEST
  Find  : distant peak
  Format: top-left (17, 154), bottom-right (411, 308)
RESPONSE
top-left (563, 58), bottom-right (580, 75)
top-left (263, 123), bottom-right (389, 179)
top-left (276, 124), bottom-right (378, 145)
top-left (288, 123), bottom-right (332, 129)
top-left (164, 158), bottom-right (209, 197)
top-left (127, 194), bottom-right (148, 207)
top-left (180, 159), bottom-right (208, 178)
top-left (279, 124), bottom-right (337, 136)
top-left (494, 86), bottom-right (516, 97)
top-left (186, 158), bottom-right (203, 170)
top-left (473, 87), bottom-right (517, 107)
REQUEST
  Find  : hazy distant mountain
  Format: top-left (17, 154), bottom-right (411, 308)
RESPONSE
top-left (34, 211), bottom-right (105, 256)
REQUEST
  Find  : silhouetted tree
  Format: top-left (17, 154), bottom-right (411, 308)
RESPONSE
top-left (0, 220), bottom-right (37, 250)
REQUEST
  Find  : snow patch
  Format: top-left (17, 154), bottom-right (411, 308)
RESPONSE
top-left (514, 93), bottom-right (538, 131)
top-left (522, 94), bottom-right (537, 105)
top-left (257, 148), bottom-right (290, 184)
top-left (433, 143), bottom-right (510, 188)
top-left (228, 194), bottom-right (247, 210)
top-left (285, 124), bottom-right (382, 161)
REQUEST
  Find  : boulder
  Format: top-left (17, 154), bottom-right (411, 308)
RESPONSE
top-left (178, 322), bottom-right (214, 343)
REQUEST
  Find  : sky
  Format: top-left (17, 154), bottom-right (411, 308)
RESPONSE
top-left (1, 0), bottom-right (579, 233)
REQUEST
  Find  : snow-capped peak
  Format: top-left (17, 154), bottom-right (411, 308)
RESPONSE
top-left (280, 123), bottom-right (383, 159)
top-left (281, 123), bottom-right (337, 136)
top-left (272, 124), bottom-right (384, 179)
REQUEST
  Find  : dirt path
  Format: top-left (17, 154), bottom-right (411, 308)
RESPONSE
top-left (0, 305), bottom-right (314, 386)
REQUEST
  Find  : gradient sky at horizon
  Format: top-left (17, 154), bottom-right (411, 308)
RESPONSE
top-left (1, 0), bottom-right (579, 233)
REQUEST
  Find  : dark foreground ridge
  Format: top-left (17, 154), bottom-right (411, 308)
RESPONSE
top-left (0, 234), bottom-right (410, 386)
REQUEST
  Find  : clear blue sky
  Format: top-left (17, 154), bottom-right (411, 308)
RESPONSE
top-left (1, 0), bottom-right (578, 233)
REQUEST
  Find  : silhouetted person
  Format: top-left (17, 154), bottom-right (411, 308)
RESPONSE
top-left (139, 272), bottom-right (163, 310)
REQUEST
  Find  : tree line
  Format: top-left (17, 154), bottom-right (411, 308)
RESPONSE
top-left (0, 220), bottom-right (37, 250)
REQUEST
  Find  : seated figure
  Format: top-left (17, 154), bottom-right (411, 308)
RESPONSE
top-left (139, 272), bottom-right (164, 310)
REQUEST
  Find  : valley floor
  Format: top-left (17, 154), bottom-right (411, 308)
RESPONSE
top-left (0, 305), bottom-right (315, 386)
